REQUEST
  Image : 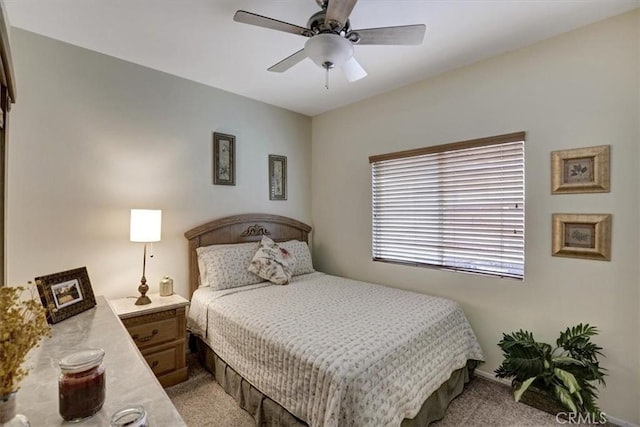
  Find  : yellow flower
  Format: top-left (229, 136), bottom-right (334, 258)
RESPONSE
top-left (0, 284), bottom-right (51, 394)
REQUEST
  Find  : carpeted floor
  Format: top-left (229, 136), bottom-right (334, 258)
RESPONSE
top-left (166, 354), bottom-right (563, 426)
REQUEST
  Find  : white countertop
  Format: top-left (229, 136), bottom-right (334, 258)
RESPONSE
top-left (17, 296), bottom-right (186, 426)
top-left (109, 292), bottom-right (189, 319)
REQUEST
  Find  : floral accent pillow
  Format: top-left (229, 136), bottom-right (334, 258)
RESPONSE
top-left (248, 236), bottom-right (296, 285)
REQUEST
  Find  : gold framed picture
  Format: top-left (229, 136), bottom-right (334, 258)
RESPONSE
top-left (35, 266), bottom-right (96, 324)
top-left (551, 145), bottom-right (610, 194)
top-left (552, 214), bottom-right (611, 261)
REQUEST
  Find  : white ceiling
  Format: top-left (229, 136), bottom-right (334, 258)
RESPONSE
top-left (4, 0), bottom-right (639, 116)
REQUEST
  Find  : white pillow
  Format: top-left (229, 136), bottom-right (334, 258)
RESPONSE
top-left (280, 240), bottom-right (315, 276)
top-left (196, 242), bottom-right (264, 290)
top-left (247, 236), bottom-right (296, 285)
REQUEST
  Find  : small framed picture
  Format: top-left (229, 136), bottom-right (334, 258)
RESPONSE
top-left (551, 145), bottom-right (610, 194)
top-left (35, 266), bottom-right (96, 324)
top-left (269, 155), bottom-right (287, 200)
top-left (552, 214), bottom-right (611, 261)
top-left (213, 132), bottom-right (235, 186)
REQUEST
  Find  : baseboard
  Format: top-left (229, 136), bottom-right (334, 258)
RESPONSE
top-left (473, 368), bottom-right (511, 386)
top-left (605, 415), bottom-right (639, 427)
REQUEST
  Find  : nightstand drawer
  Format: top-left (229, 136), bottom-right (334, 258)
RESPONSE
top-left (123, 315), bottom-right (178, 349)
top-left (144, 346), bottom-right (177, 376)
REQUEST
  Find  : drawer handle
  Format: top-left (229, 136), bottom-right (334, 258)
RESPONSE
top-left (133, 329), bottom-right (159, 342)
top-left (151, 360), bottom-right (159, 369)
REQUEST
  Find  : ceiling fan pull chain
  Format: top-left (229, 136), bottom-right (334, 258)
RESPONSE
top-left (325, 67), bottom-right (330, 90)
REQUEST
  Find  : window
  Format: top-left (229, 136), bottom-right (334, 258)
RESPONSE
top-left (369, 132), bottom-right (525, 279)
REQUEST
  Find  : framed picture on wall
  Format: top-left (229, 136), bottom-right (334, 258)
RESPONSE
top-left (551, 145), bottom-right (610, 194)
top-left (552, 213), bottom-right (611, 261)
top-left (213, 132), bottom-right (235, 186)
top-left (35, 266), bottom-right (97, 324)
top-left (269, 155), bottom-right (287, 200)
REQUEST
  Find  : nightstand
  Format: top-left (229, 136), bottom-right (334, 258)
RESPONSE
top-left (109, 293), bottom-right (190, 388)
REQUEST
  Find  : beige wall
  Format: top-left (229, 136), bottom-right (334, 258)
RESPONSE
top-left (312, 10), bottom-right (639, 424)
top-left (7, 29), bottom-right (312, 300)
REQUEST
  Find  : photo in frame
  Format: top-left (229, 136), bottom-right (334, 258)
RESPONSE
top-left (213, 132), bottom-right (235, 186)
top-left (552, 214), bottom-right (611, 261)
top-left (269, 154), bottom-right (287, 200)
top-left (35, 266), bottom-right (96, 324)
top-left (551, 145), bottom-right (610, 194)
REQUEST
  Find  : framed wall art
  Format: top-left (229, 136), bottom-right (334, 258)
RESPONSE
top-left (552, 214), bottom-right (611, 261)
top-left (551, 145), bottom-right (610, 194)
top-left (35, 266), bottom-right (96, 324)
top-left (269, 155), bottom-right (287, 200)
top-left (213, 132), bottom-right (235, 186)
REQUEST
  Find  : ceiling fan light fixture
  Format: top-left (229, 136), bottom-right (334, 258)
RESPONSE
top-left (304, 33), bottom-right (354, 70)
top-left (235, 0), bottom-right (427, 85)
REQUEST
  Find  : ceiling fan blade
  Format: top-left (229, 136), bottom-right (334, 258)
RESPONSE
top-left (349, 24), bottom-right (426, 45)
top-left (234, 10), bottom-right (310, 37)
top-left (325, 0), bottom-right (358, 29)
top-left (342, 56), bottom-right (367, 82)
top-left (268, 49), bottom-right (308, 73)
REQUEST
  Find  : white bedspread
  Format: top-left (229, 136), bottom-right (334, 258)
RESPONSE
top-left (188, 272), bottom-right (484, 427)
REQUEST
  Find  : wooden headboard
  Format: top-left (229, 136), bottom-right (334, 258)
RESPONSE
top-left (184, 213), bottom-right (312, 299)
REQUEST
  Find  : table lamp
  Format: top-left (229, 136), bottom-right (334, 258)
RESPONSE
top-left (130, 209), bottom-right (162, 305)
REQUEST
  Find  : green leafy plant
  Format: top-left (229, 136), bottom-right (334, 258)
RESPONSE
top-left (495, 324), bottom-right (606, 416)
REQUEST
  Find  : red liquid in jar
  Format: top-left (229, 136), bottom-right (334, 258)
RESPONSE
top-left (58, 348), bottom-right (106, 421)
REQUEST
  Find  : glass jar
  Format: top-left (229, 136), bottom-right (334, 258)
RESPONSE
top-left (110, 405), bottom-right (148, 427)
top-left (159, 276), bottom-right (173, 296)
top-left (0, 392), bottom-right (29, 427)
top-left (58, 348), bottom-right (106, 421)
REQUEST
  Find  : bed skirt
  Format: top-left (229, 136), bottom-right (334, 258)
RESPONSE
top-left (194, 336), bottom-right (478, 427)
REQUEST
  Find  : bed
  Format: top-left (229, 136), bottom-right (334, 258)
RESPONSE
top-left (185, 213), bottom-right (484, 427)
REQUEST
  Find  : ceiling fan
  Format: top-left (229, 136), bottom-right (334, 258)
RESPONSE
top-left (234, 0), bottom-right (426, 88)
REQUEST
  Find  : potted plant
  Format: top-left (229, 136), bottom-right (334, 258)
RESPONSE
top-left (0, 284), bottom-right (51, 425)
top-left (495, 324), bottom-right (606, 416)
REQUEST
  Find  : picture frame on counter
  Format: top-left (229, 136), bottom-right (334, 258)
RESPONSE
top-left (35, 266), bottom-right (97, 324)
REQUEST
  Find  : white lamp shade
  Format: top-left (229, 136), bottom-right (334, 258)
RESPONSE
top-left (305, 33), bottom-right (354, 69)
top-left (130, 209), bottom-right (162, 242)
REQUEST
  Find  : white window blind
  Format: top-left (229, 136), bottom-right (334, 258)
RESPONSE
top-left (370, 132), bottom-right (525, 279)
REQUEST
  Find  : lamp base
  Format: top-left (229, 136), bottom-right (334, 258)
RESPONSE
top-left (135, 295), bottom-right (152, 305)
top-left (135, 277), bottom-right (152, 305)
